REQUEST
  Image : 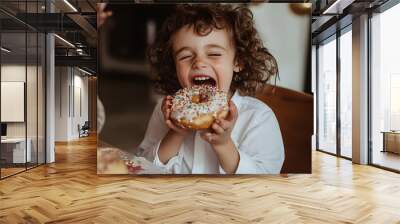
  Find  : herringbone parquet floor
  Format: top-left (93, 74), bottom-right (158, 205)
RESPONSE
top-left (1, 135), bottom-right (400, 223)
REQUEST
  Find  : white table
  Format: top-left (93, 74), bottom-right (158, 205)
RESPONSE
top-left (1, 138), bottom-right (32, 163)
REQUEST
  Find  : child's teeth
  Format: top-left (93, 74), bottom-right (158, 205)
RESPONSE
top-left (194, 77), bottom-right (210, 81)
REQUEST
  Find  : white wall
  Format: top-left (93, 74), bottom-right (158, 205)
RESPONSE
top-left (46, 32), bottom-right (56, 163)
top-left (1, 63), bottom-right (46, 163)
top-left (1, 65), bottom-right (40, 137)
top-left (55, 67), bottom-right (89, 141)
top-left (55, 66), bottom-right (69, 141)
top-left (1, 65), bottom-right (26, 81)
top-left (71, 72), bottom-right (89, 138)
top-left (250, 4), bottom-right (310, 92)
top-left (74, 73), bottom-right (89, 126)
top-left (1, 82), bottom-right (24, 122)
top-left (1, 66), bottom-right (25, 127)
top-left (1, 65), bottom-right (27, 140)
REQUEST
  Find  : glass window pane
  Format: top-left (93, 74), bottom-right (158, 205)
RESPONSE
top-left (340, 29), bottom-right (352, 158)
top-left (371, 3), bottom-right (400, 171)
top-left (1, 1), bottom-right (46, 178)
top-left (27, 31), bottom-right (38, 169)
top-left (1, 31), bottom-right (27, 177)
top-left (38, 32), bottom-right (45, 165)
top-left (312, 45), bottom-right (317, 150)
top-left (318, 36), bottom-right (337, 154)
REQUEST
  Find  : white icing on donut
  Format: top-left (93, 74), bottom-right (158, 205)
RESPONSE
top-left (171, 85), bottom-right (228, 122)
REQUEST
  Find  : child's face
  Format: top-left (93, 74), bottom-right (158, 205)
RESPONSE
top-left (171, 25), bottom-right (240, 93)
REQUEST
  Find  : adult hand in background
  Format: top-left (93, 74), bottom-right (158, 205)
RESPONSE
top-left (97, 3), bottom-right (113, 28)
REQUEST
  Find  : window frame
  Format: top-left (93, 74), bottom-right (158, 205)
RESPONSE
top-left (315, 23), bottom-right (353, 161)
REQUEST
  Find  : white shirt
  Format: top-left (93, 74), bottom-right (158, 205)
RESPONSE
top-left (138, 91), bottom-right (285, 174)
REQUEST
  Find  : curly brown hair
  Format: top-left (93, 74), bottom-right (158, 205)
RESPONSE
top-left (147, 3), bottom-right (278, 96)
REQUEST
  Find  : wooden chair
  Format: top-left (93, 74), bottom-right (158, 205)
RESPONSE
top-left (256, 84), bottom-right (313, 173)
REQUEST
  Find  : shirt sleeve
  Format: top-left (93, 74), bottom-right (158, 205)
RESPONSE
top-left (136, 98), bottom-right (184, 172)
top-left (219, 110), bottom-right (285, 174)
top-left (153, 140), bottom-right (184, 171)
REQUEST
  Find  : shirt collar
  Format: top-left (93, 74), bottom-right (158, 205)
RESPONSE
top-left (230, 90), bottom-right (243, 110)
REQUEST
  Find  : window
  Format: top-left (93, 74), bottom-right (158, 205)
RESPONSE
top-left (317, 36), bottom-right (337, 154)
top-left (0, 1), bottom-right (47, 179)
top-left (339, 28), bottom-right (352, 158)
top-left (370, 2), bottom-right (400, 171)
top-left (316, 26), bottom-right (353, 159)
top-left (390, 74), bottom-right (400, 130)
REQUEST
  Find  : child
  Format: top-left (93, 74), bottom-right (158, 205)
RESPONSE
top-left (138, 4), bottom-right (284, 174)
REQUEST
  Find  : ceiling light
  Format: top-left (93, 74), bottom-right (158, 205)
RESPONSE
top-left (323, 0), bottom-right (341, 14)
top-left (1, 47), bottom-right (11, 53)
top-left (54, 34), bottom-right (75, 48)
top-left (322, 0), bottom-right (355, 15)
top-left (63, 0), bottom-right (78, 12)
top-left (78, 67), bottom-right (93, 76)
top-left (76, 49), bottom-right (85, 55)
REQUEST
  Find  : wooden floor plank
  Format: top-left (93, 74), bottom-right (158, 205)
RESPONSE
top-left (0, 135), bottom-right (399, 223)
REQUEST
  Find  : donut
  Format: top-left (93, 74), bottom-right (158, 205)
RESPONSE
top-left (97, 148), bottom-right (143, 174)
top-left (170, 85), bottom-right (229, 129)
top-left (97, 148), bottom-right (129, 174)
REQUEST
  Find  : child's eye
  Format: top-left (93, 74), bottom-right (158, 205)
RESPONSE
top-left (208, 53), bottom-right (221, 57)
top-left (179, 55), bottom-right (192, 61)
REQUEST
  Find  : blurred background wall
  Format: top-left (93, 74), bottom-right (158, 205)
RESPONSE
top-left (250, 3), bottom-right (311, 92)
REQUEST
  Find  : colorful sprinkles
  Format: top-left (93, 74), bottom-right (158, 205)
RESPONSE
top-left (171, 85), bottom-right (228, 122)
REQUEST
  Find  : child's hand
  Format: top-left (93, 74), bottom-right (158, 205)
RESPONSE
top-left (200, 101), bottom-right (238, 146)
top-left (161, 95), bottom-right (190, 136)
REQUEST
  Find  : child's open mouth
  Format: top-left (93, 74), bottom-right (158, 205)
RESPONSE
top-left (191, 75), bottom-right (216, 87)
